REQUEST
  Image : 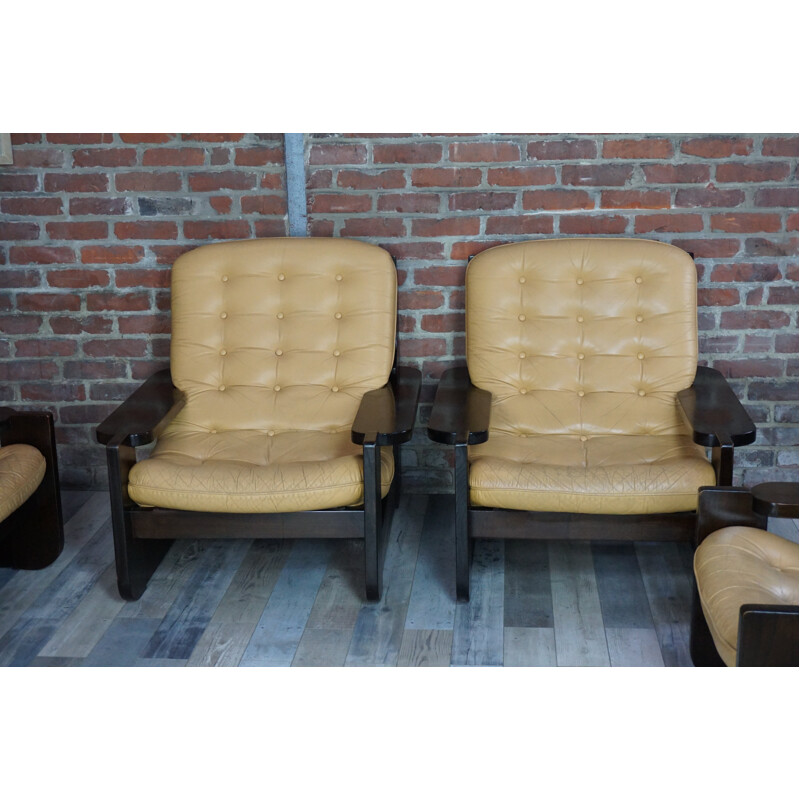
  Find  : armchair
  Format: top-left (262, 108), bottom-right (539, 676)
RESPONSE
top-left (427, 238), bottom-right (756, 601)
top-left (690, 482), bottom-right (798, 667)
top-left (0, 407), bottom-right (64, 568)
top-left (97, 238), bottom-right (420, 601)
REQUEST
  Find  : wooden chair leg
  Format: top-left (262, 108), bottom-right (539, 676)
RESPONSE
top-left (455, 442), bottom-right (471, 602)
top-left (106, 437), bottom-right (170, 601)
top-left (363, 438), bottom-right (383, 602)
top-left (689, 586), bottom-right (725, 667)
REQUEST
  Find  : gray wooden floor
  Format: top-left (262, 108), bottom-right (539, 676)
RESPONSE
top-left (2, 491), bottom-right (796, 668)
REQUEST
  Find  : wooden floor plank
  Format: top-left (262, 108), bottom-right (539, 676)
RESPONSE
top-left (397, 629), bottom-right (453, 667)
top-left (0, 618), bottom-right (60, 667)
top-left (305, 540), bottom-right (364, 631)
top-left (292, 628), bottom-right (354, 667)
top-left (504, 540), bottom-right (553, 628)
top-left (29, 656), bottom-right (83, 667)
top-left (550, 541), bottom-right (610, 667)
top-left (59, 490), bottom-right (94, 523)
top-left (591, 542), bottom-right (655, 629)
top-left (133, 658), bottom-right (188, 667)
top-left (606, 627), bottom-right (666, 667)
top-left (503, 627), bottom-right (557, 667)
top-left (143, 539), bottom-right (251, 660)
top-left (635, 542), bottom-right (694, 668)
top-left (186, 622), bottom-right (257, 667)
top-left (405, 495), bottom-right (458, 631)
top-left (239, 539), bottom-right (332, 667)
top-left (451, 539), bottom-right (505, 667)
top-left (345, 495), bottom-right (426, 667)
top-left (82, 618), bottom-right (162, 667)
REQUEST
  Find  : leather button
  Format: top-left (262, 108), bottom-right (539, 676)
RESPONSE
top-left (210, 429), bottom-right (217, 434)
top-left (580, 435), bottom-right (588, 442)
top-left (278, 273), bottom-right (285, 281)
top-left (577, 390), bottom-right (585, 397)
top-left (275, 349), bottom-right (283, 356)
top-left (333, 350), bottom-right (341, 357)
top-left (519, 276), bottom-right (526, 284)
top-left (520, 388), bottom-right (528, 395)
top-left (519, 352), bottom-right (526, 359)
top-left (518, 314), bottom-right (526, 322)
top-left (637, 352), bottom-right (645, 360)
top-left (220, 312), bottom-right (228, 320)
top-left (220, 349), bottom-right (227, 356)
top-left (638, 390), bottom-right (646, 397)
top-left (268, 430), bottom-right (275, 437)
top-left (334, 312), bottom-right (342, 320)
top-left (578, 353), bottom-right (585, 360)
top-left (636, 315), bottom-right (644, 323)
top-left (221, 275), bottom-right (229, 282)
top-left (635, 276), bottom-right (643, 284)
top-left (577, 315), bottom-right (584, 323)
top-left (274, 385), bottom-right (281, 392)
top-left (277, 312), bottom-right (284, 319)
top-left (332, 386), bottom-right (339, 393)
top-left (576, 278), bottom-right (584, 286)
top-left (335, 274), bottom-right (343, 281)
top-left (218, 385), bottom-right (226, 392)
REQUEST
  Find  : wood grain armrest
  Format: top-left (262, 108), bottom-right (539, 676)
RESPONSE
top-left (427, 366), bottom-right (492, 446)
top-left (351, 366), bottom-right (421, 445)
top-left (751, 482), bottom-right (799, 518)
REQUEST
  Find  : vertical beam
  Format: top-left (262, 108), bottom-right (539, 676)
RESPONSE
top-left (284, 133), bottom-right (308, 237)
top-left (363, 436), bottom-right (383, 601)
top-left (454, 441), bottom-right (471, 602)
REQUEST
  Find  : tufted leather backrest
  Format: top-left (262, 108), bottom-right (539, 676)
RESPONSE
top-left (466, 238), bottom-right (699, 438)
top-left (170, 238), bottom-right (397, 433)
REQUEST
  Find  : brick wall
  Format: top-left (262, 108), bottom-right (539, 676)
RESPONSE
top-left (0, 133), bottom-right (287, 486)
top-left (1, 132), bottom-right (797, 491)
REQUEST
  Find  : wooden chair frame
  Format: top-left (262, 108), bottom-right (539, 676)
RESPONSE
top-left (0, 407), bottom-right (64, 569)
top-left (427, 365), bottom-right (757, 601)
top-left (690, 482), bottom-right (799, 667)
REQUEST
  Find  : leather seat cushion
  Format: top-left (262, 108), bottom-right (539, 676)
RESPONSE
top-left (694, 526), bottom-right (799, 666)
top-left (0, 444), bottom-right (46, 523)
top-left (469, 432), bottom-right (716, 513)
top-left (128, 428), bottom-right (393, 513)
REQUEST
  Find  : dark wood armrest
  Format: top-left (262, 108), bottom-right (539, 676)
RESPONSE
top-left (678, 366), bottom-right (756, 448)
top-left (0, 409), bottom-right (57, 457)
top-left (751, 482), bottom-right (799, 518)
top-left (351, 366), bottom-right (421, 446)
top-left (95, 369), bottom-right (185, 448)
top-left (427, 366), bottom-right (492, 446)
top-left (737, 604), bottom-right (799, 667)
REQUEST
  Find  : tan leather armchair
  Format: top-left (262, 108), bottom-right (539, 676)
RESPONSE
top-left (97, 238), bottom-right (420, 601)
top-left (427, 238), bottom-right (756, 600)
top-left (690, 482), bottom-right (798, 667)
top-left (0, 407), bottom-right (64, 569)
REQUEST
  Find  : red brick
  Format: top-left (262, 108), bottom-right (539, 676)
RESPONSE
top-left (211, 148), bottom-right (230, 166)
top-left (776, 334), bottom-right (800, 353)
top-left (527, 140), bottom-right (597, 160)
top-left (46, 269), bottom-right (110, 288)
top-left (16, 338), bottom-right (78, 357)
top-left (21, 383), bottom-right (86, 402)
top-left (562, 164), bottom-right (633, 186)
top-left (46, 133), bottom-right (114, 144)
top-left (643, 164), bottom-right (711, 184)
top-left (451, 241), bottom-right (504, 260)
top-left (713, 359), bottom-right (784, 378)
top-left (87, 292), bottom-right (150, 312)
top-left (412, 218), bottom-right (481, 237)
top-left (374, 143), bottom-right (442, 163)
top-left (421, 313), bottom-right (464, 333)
top-left (603, 139), bottom-right (673, 159)
top-left (745, 237), bottom-right (798, 257)
top-left (73, 148), bottom-right (136, 167)
top-left (10, 246), bottom-right (75, 264)
top-left (17, 293), bottom-right (81, 312)
top-left (69, 197), bottom-right (129, 215)
top-left (115, 221), bottom-right (179, 239)
top-left (43, 173), bottom-right (109, 192)
top-left (308, 194), bottom-right (372, 213)
top-left (720, 310), bottom-right (791, 329)
top-left (0, 174), bottom-right (38, 192)
top-left (716, 162), bottom-right (790, 182)
top-left (0, 315), bottom-right (43, 335)
top-left (210, 196), bottom-right (233, 214)
top-left (415, 266), bottom-right (467, 286)
top-left (2, 197), bottom-right (63, 215)
top-left (0, 222), bottom-right (40, 240)
top-left (674, 186), bottom-right (745, 208)
top-left (115, 269), bottom-right (170, 288)
top-left (11, 134), bottom-right (41, 144)
top-left (0, 360), bottom-right (58, 381)
top-left (485, 216), bottom-right (554, 234)
top-left (562, 215), bottom-right (628, 234)
top-left (119, 315), bottom-right (171, 334)
top-left (680, 137), bottom-right (753, 158)
top-left (254, 219), bottom-right (288, 237)
top-left (116, 172), bottom-right (181, 191)
top-left (711, 213), bottom-right (782, 233)
top-left (119, 134), bottom-right (176, 143)
top-left (762, 136), bottom-right (799, 157)
top-left (697, 288), bottom-right (740, 306)
top-left (601, 190), bottom-right (670, 209)
top-left (309, 144), bottom-right (367, 165)
top-left (0, 268), bottom-right (39, 288)
top-left (241, 194), bottom-right (287, 214)
top-left (789, 214), bottom-right (799, 232)
top-left (635, 214), bottom-right (703, 233)
top-left (448, 192), bottom-right (515, 212)
top-left (340, 218), bottom-right (406, 237)
top-left (754, 188), bottom-right (798, 207)
top-left (337, 170), bottom-right (406, 189)
top-left (397, 314), bottom-right (417, 333)
top-left (523, 190), bottom-right (594, 210)
top-left (10, 149), bottom-right (64, 168)
top-left (398, 290), bottom-right (445, 310)
top-left (411, 168), bottom-right (482, 188)
top-left (449, 142), bottom-right (520, 162)
top-left (449, 290), bottom-right (465, 309)
top-left (46, 221), bottom-right (108, 240)
top-left (234, 146), bottom-right (284, 166)
top-left (143, 147), bottom-right (205, 166)
top-left (81, 245), bottom-right (144, 264)
top-left (746, 287), bottom-right (764, 305)
top-left (710, 263), bottom-right (781, 282)
top-left (307, 170), bottom-right (331, 189)
top-left (398, 338), bottom-right (448, 358)
top-left (768, 286), bottom-right (799, 305)
top-left (188, 172), bottom-right (256, 191)
top-left (64, 361), bottom-right (126, 379)
top-left (182, 134), bottom-right (244, 142)
top-left (51, 316), bottom-right (113, 335)
top-left (487, 166), bottom-right (556, 186)
top-left (379, 242), bottom-right (445, 261)
top-left (377, 194), bottom-right (440, 213)
top-left (184, 220), bottom-right (251, 240)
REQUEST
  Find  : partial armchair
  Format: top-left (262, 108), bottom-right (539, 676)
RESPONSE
top-left (0, 407), bottom-right (64, 569)
top-left (427, 238), bottom-right (756, 601)
top-left (96, 237), bottom-right (420, 601)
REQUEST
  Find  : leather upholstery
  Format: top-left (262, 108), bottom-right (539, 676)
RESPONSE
top-left (0, 444), bottom-right (46, 523)
top-left (466, 238), bottom-right (715, 513)
top-left (129, 238), bottom-right (397, 513)
top-left (694, 526), bottom-right (799, 667)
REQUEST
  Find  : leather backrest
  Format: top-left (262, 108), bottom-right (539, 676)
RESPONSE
top-left (170, 238), bottom-right (396, 433)
top-left (466, 238), bottom-right (698, 437)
